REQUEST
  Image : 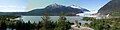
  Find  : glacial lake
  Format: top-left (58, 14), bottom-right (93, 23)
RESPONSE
top-left (21, 16), bottom-right (91, 24)
top-left (6, 16), bottom-right (91, 30)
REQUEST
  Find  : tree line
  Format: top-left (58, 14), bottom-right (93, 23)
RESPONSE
top-left (0, 13), bottom-right (74, 30)
top-left (83, 17), bottom-right (120, 30)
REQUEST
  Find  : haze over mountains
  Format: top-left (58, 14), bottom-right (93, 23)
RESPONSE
top-left (0, 4), bottom-right (89, 16)
top-left (98, 0), bottom-right (120, 16)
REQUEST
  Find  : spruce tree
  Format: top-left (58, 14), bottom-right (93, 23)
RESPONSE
top-left (54, 13), bottom-right (68, 30)
top-left (40, 13), bottom-right (53, 30)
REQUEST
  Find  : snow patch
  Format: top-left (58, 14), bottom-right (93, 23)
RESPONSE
top-left (70, 5), bottom-right (82, 9)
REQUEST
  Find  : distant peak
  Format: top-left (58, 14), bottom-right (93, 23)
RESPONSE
top-left (54, 3), bottom-right (58, 5)
top-left (46, 3), bottom-right (63, 9)
top-left (50, 3), bottom-right (59, 6)
top-left (72, 5), bottom-right (75, 6)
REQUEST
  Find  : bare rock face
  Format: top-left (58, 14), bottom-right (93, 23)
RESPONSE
top-left (98, 0), bottom-right (120, 16)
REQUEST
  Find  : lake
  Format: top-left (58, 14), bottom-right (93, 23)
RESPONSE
top-left (21, 16), bottom-right (91, 24)
top-left (7, 16), bottom-right (91, 30)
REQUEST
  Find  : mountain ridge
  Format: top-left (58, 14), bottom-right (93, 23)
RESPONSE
top-left (98, 0), bottom-right (120, 16)
top-left (0, 4), bottom-right (90, 16)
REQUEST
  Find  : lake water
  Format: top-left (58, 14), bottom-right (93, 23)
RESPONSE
top-left (7, 16), bottom-right (91, 30)
top-left (21, 16), bottom-right (91, 24)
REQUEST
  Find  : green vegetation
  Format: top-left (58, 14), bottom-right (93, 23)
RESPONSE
top-left (1, 13), bottom-right (120, 30)
top-left (0, 13), bottom-right (72, 30)
top-left (98, 0), bottom-right (120, 16)
top-left (54, 13), bottom-right (71, 30)
top-left (83, 17), bottom-right (120, 30)
top-left (110, 11), bottom-right (120, 16)
top-left (39, 13), bottom-right (55, 30)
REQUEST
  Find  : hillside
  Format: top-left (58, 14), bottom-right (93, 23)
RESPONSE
top-left (98, 0), bottom-right (120, 16)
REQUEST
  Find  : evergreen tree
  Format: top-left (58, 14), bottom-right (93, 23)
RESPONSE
top-left (37, 21), bottom-right (42, 30)
top-left (54, 13), bottom-right (68, 30)
top-left (15, 20), bottom-right (25, 30)
top-left (40, 13), bottom-right (54, 30)
top-left (32, 21), bottom-right (37, 30)
top-left (26, 21), bottom-right (32, 30)
top-left (0, 21), bottom-right (6, 30)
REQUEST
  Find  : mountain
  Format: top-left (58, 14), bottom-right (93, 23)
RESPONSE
top-left (0, 4), bottom-right (89, 16)
top-left (98, 0), bottom-right (120, 16)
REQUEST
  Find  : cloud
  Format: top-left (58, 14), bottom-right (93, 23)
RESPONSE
top-left (0, 0), bottom-right (27, 12)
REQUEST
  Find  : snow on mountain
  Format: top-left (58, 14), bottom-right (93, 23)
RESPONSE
top-left (0, 4), bottom-right (90, 16)
top-left (70, 5), bottom-right (82, 9)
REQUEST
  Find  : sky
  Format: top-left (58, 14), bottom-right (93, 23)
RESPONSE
top-left (0, 0), bottom-right (28, 12)
top-left (0, 0), bottom-right (110, 12)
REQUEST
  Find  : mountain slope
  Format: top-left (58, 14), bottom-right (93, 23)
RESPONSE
top-left (0, 4), bottom-right (89, 16)
top-left (98, 0), bottom-right (120, 16)
top-left (28, 4), bottom-right (89, 16)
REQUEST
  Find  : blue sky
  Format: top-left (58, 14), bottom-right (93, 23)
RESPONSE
top-left (0, 0), bottom-right (110, 12)
top-left (0, 0), bottom-right (28, 12)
